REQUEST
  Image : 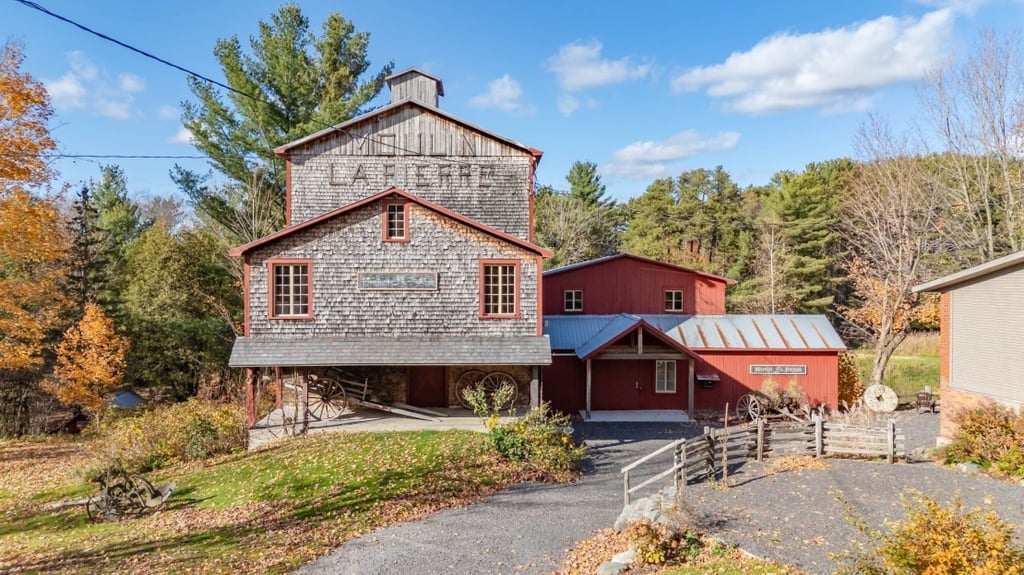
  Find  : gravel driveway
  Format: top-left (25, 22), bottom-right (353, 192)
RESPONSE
top-left (294, 413), bottom-right (1024, 575)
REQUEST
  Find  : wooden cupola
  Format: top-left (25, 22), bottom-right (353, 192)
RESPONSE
top-left (386, 68), bottom-right (445, 108)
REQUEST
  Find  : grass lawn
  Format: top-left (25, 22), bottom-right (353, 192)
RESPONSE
top-left (660, 556), bottom-right (803, 574)
top-left (0, 430), bottom-right (526, 574)
top-left (853, 332), bottom-right (940, 400)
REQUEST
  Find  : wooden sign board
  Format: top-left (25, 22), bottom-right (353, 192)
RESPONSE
top-left (750, 365), bottom-right (807, 375)
top-left (358, 272), bottom-right (438, 291)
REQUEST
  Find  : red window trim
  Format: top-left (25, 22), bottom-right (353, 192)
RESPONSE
top-left (479, 259), bottom-right (521, 319)
top-left (381, 200), bottom-right (409, 243)
top-left (564, 289), bottom-right (583, 312)
top-left (267, 258), bottom-right (314, 320)
top-left (664, 289), bottom-right (684, 313)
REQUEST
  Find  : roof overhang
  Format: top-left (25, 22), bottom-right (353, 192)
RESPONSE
top-left (229, 336), bottom-right (552, 368)
top-left (576, 316), bottom-right (701, 362)
top-left (913, 250), bottom-right (1024, 293)
top-left (544, 253), bottom-right (735, 285)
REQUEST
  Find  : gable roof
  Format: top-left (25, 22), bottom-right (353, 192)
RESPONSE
top-left (273, 99), bottom-right (542, 159)
top-left (227, 187), bottom-right (553, 258)
top-left (572, 313), bottom-right (700, 361)
top-left (544, 253), bottom-right (736, 285)
top-left (385, 67), bottom-right (445, 96)
top-left (545, 313), bottom-right (845, 354)
top-left (913, 250), bottom-right (1024, 293)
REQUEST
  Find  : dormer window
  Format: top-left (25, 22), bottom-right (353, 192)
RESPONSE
top-left (383, 201), bottom-right (408, 242)
top-left (564, 289), bottom-right (583, 312)
top-left (664, 290), bottom-right (684, 312)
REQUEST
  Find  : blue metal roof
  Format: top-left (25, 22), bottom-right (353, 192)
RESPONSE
top-left (543, 314), bottom-right (846, 355)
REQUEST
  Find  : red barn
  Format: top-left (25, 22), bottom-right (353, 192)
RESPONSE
top-left (541, 255), bottom-right (845, 419)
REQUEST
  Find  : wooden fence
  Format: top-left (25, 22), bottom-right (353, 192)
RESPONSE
top-left (621, 417), bottom-right (904, 504)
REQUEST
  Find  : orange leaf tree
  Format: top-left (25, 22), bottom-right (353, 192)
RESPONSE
top-left (48, 303), bottom-right (129, 414)
top-left (1, 42), bottom-right (69, 436)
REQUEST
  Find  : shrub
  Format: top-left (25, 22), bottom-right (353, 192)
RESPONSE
top-left (463, 381), bottom-right (515, 420)
top-left (626, 518), bottom-right (703, 566)
top-left (760, 377), bottom-right (808, 408)
top-left (944, 403), bottom-right (1024, 476)
top-left (487, 403), bottom-right (585, 480)
top-left (88, 399), bottom-right (246, 472)
top-left (838, 351), bottom-right (864, 406)
top-left (839, 490), bottom-right (1024, 575)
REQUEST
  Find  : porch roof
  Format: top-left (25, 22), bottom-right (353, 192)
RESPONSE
top-left (229, 335), bottom-right (551, 368)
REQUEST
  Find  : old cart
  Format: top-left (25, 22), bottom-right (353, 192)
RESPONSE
top-left (453, 370), bottom-right (518, 410)
top-left (85, 468), bottom-right (175, 521)
top-left (735, 392), bottom-right (819, 423)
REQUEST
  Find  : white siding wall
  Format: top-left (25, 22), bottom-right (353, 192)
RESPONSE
top-left (950, 265), bottom-right (1024, 407)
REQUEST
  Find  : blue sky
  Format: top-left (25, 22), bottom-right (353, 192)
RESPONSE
top-left (3, 0), bottom-right (1022, 202)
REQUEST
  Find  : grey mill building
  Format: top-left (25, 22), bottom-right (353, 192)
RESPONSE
top-left (228, 69), bottom-right (552, 426)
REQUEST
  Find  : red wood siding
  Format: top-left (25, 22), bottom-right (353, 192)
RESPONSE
top-left (542, 357), bottom-right (689, 413)
top-left (692, 351), bottom-right (838, 411)
top-left (543, 257), bottom-right (727, 315)
top-left (542, 357), bottom-right (586, 413)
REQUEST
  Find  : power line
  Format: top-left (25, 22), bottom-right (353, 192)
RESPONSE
top-left (12, 0), bottom-right (496, 166)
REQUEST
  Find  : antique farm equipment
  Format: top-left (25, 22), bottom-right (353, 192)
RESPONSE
top-left (453, 370), bottom-right (518, 410)
top-left (306, 374), bottom-right (350, 420)
top-left (863, 384), bottom-right (899, 412)
top-left (735, 392), bottom-right (816, 422)
top-left (85, 468), bottom-right (175, 521)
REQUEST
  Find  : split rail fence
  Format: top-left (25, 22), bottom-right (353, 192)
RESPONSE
top-left (621, 417), bottom-right (904, 505)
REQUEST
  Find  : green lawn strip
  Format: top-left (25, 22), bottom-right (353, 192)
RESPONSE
top-left (660, 556), bottom-right (804, 574)
top-left (853, 352), bottom-right (939, 399)
top-left (0, 430), bottom-right (525, 574)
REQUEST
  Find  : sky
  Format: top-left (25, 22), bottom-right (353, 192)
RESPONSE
top-left (3, 0), bottom-right (1023, 202)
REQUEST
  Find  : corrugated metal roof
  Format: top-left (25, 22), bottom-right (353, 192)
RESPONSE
top-left (229, 336), bottom-right (551, 367)
top-left (544, 314), bottom-right (846, 353)
top-left (575, 314), bottom-right (642, 359)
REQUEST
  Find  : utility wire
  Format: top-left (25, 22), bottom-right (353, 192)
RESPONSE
top-left (12, 0), bottom-right (504, 166)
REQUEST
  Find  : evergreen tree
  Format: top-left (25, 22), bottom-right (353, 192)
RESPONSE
top-left (566, 160), bottom-right (613, 207)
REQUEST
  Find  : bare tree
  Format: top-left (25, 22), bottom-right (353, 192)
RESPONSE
top-left (841, 117), bottom-right (942, 386)
top-left (918, 29), bottom-right (1024, 265)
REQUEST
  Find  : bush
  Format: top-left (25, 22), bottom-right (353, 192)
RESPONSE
top-left (487, 403), bottom-right (585, 480)
top-left (945, 403), bottom-right (1024, 476)
top-left (839, 490), bottom-right (1024, 575)
top-left (838, 351), bottom-right (864, 406)
top-left (760, 378), bottom-right (808, 408)
top-left (626, 518), bottom-right (703, 566)
top-left (88, 399), bottom-right (246, 472)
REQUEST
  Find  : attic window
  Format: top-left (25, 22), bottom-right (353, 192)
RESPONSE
top-left (564, 290), bottom-right (583, 312)
top-left (383, 201), bottom-right (408, 242)
top-left (664, 290), bottom-right (684, 312)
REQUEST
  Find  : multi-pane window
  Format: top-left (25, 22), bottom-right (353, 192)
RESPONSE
top-left (482, 262), bottom-right (517, 317)
top-left (272, 262), bottom-right (310, 318)
top-left (664, 290), bottom-right (684, 312)
top-left (564, 289), bottom-right (583, 312)
top-left (656, 360), bottom-right (677, 393)
top-left (384, 202), bottom-right (407, 241)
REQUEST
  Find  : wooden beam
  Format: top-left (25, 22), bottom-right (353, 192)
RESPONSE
top-left (688, 359), bottom-right (695, 420)
top-left (530, 366), bottom-right (540, 408)
top-left (638, 327), bottom-right (644, 355)
top-left (586, 359), bottom-right (592, 420)
top-left (596, 352), bottom-right (687, 360)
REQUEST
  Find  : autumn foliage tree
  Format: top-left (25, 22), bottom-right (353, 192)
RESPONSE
top-left (47, 303), bottom-right (129, 415)
top-left (1, 42), bottom-right (70, 436)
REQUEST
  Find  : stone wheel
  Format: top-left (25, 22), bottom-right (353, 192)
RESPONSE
top-left (863, 384), bottom-right (898, 412)
top-left (736, 393), bottom-right (763, 421)
top-left (454, 370), bottom-right (486, 409)
top-left (480, 372), bottom-right (518, 411)
top-left (308, 377), bottom-right (348, 420)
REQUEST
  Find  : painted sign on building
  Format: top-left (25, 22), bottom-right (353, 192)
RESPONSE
top-left (750, 364), bottom-right (807, 375)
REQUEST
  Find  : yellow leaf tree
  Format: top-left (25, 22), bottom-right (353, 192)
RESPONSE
top-left (48, 303), bottom-right (130, 414)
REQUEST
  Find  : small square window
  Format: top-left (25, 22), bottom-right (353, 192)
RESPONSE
top-left (383, 201), bottom-right (408, 242)
top-left (564, 290), bottom-right (583, 312)
top-left (656, 360), bottom-right (676, 393)
top-left (270, 261), bottom-right (312, 318)
top-left (664, 290), bottom-right (684, 312)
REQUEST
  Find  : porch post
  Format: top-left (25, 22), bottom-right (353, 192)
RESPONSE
top-left (274, 366), bottom-right (282, 410)
top-left (244, 368), bottom-right (256, 429)
top-left (530, 366), bottom-right (540, 408)
top-left (687, 359), bottom-right (695, 420)
top-left (585, 359), bottom-right (592, 420)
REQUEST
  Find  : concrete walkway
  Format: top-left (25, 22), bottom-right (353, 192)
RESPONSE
top-left (293, 421), bottom-right (700, 575)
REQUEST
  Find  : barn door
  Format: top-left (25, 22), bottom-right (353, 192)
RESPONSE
top-left (591, 360), bottom-right (645, 410)
top-left (407, 366), bottom-right (446, 407)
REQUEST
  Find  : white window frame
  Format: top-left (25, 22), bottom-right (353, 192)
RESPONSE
top-left (664, 290), bottom-right (684, 312)
top-left (656, 360), bottom-right (677, 394)
top-left (564, 289), bottom-right (583, 312)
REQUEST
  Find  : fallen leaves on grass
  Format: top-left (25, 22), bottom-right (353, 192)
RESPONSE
top-left (556, 528), bottom-right (629, 575)
top-left (0, 438), bottom-right (91, 498)
top-left (764, 456), bottom-right (830, 475)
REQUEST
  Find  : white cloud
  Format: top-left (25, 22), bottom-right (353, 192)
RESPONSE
top-left (118, 74), bottom-right (145, 93)
top-left (602, 130), bottom-right (742, 179)
top-left (547, 41), bottom-right (650, 91)
top-left (557, 93), bottom-right (579, 116)
top-left (671, 9), bottom-right (956, 114)
top-left (167, 126), bottom-right (194, 145)
top-left (157, 105), bottom-right (178, 119)
top-left (469, 74), bottom-right (532, 113)
top-left (42, 51), bottom-right (145, 119)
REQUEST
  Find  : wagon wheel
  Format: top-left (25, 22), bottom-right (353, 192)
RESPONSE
top-left (454, 369), bottom-right (486, 409)
top-left (85, 494), bottom-right (110, 522)
top-left (736, 393), bottom-right (763, 421)
top-left (863, 384), bottom-right (898, 412)
top-left (308, 378), bottom-right (348, 420)
top-left (481, 372), bottom-right (518, 411)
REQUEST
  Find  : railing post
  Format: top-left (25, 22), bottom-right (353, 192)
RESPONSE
top-left (623, 469), bottom-right (630, 506)
top-left (673, 443), bottom-right (682, 492)
top-left (887, 418), bottom-right (896, 463)
top-left (814, 414), bottom-right (824, 458)
top-left (756, 417), bottom-right (764, 461)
